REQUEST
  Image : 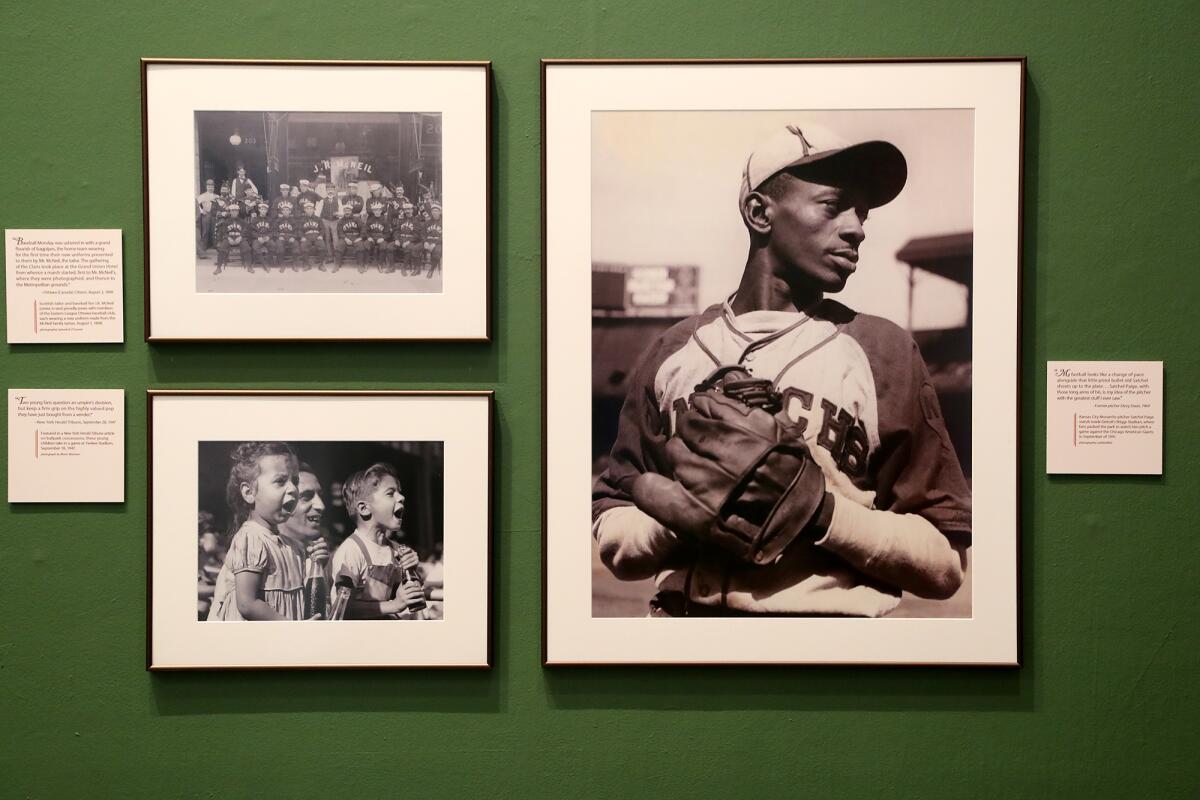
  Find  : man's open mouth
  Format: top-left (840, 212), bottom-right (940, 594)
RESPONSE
top-left (305, 513), bottom-right (321, 524)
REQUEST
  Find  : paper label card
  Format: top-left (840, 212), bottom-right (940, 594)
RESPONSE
top-left (1046, 361), bottom-right (1163, 475)
top-left (7, 389), bottom-right (125, 502)
top-left (5, 229), bottom-right (124, 343)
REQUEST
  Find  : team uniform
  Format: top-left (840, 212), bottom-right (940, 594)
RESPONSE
top-left (272, 215), bottom-right (300, 268)
top-left (341, 192), bottom-right (365, 219)
top-left (298, 213), bottom-right (326, 270)
top-left (248, 212), bottom-right (275, 269)
top-left (334, 215), bottom-right (365, 271)
top-left (363, 209), bottom-right (391, 271)
top-left (392, 214), bottom-right (423, 275)
top-left (422, 214), bottom-right (443, 277)
top-left (593, 296), bottom-right (971, 617)
top-left (213, 213), bottom-right (251, 271)
top-left (270, 196), bottom-right (297, 220)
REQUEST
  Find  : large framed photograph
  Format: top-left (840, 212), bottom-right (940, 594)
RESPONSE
top-left (141, 59), bottom-right (490, 341)
top-left (543, 59), bottom-right (1024, 665)
top-left (148, 390), bottom-right (492, 670)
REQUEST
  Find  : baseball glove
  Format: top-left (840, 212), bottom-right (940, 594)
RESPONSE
top-left (632, 367), bottom-right (830, 565)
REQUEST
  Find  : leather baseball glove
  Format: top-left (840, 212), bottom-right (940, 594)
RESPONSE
top-left (633, 367), bottom-right (830, 565)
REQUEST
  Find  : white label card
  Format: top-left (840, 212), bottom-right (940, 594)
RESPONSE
top-left (7, 389), bottom-right (125, 502)
top-left (1046, 361), bottom-right (1163, 475)
top-left (5, 229), bottom-right (123, 343)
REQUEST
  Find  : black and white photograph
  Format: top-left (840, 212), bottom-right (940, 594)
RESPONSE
top-left (589, 109), bottom-right (974, 621)
top-left (194, 111), bottom-right (444, 293)
top-left (142, 60), bottom-right (490, 341)
top-left (544, 59), bottom-right (1023, 665)
top-left (149, 390), bottom-right (492, 670)
top-left (196, 440), bottom-right (445, 623)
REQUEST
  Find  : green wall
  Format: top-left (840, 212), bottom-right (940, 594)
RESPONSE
top-left (2, 1), bottom-right (1197, 797)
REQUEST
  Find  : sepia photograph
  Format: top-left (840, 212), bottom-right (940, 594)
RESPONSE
top-left (197, 440), bottom-right (444, 623)
top-left (194, 111), bottom-right (444, 293)
top-left (149, 390), bottom-right (492, 670)
top-left (544, 59), bottom-right (1023, 665)
top-left (142, 59), bottom-right (490, 341)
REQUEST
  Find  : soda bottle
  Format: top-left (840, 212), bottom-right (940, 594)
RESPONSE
top-left (402, 566), bottom-right (427, 613)
top-left (328, 573), bottom-right (354, 621)
top-left (303, 556), bottom-right (329, 620)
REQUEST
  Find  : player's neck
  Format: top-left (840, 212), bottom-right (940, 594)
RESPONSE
top-left (732, 251), bottom-right (821, 314)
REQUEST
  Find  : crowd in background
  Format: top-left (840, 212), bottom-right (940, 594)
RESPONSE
top-left (197, 445), bottom-right (444, 623)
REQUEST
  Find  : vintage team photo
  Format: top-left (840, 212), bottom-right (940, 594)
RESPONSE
top-left (197, 440), bottom-right (445, 623)
top-left (194, 110), bottom-right (444, 293)
top-left (149, 390), bottom-right (493, 670)
top-left (544, 60), bottom-right (1022, 665)
top-left (143, 60), bottom-right (491, 341)
top-left (590, 109), bottom-right (975, 621)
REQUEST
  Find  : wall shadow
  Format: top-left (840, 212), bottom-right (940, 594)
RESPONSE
top-left (151, 667), bottom-right (502, 716)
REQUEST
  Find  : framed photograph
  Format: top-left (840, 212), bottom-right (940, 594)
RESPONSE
top-left (148, 390), bottom-right (492, 670)
top-left (141, 59), bottom-right (490, 341)
top-left (543, 58), bottom-right (1024, 665)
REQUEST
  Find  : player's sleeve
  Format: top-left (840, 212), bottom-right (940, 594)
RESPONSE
top-left (591, 338), bottom-right (672, 519)
top-left (872, 339), bottom-right (972, 537)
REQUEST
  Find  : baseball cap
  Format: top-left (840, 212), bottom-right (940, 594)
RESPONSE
top-left (739, 123), bottom-right (907, 210)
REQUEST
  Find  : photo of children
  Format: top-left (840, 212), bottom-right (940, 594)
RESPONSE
top-left (197, 440), bottom-right (444, 622)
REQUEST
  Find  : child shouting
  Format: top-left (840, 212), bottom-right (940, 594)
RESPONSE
top-left (329, 462), bottom-right (426, 619)
top-left (207, 442), bottom-right (316, 621)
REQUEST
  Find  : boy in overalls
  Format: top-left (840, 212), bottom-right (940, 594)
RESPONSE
top-left (329, 463), bottom-right (426, 619)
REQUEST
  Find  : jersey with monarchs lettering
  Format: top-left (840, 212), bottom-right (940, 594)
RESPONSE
top-left (271, 198), bottom-right (297, 219)
top-left (299, 216), bottom-right (324, 240)
top-left (297, 190), bottom-right (322, 213)
top-left (592, 297), bottom-right (971, 617)
top-left (364, 216), bottom-right (390, 241)
top-left (219, 218), bottom-right (249, 244)
top-left (249, 217), bottom-right (274, 240)
top-left (336, 217), bottom-right (363, 240)
top-left (423, 220), bottom-right (443, 244)
top-left (273, 217), bottom-right (299, 241)
top-left (393, 218), bottom-right (422, 243)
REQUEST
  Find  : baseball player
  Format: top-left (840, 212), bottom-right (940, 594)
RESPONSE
top-left (213, 201), bottom-right (251, 275)
top-left (392, 202), bottom-right (423, 276)
top-left (421, 203), bottom-right (442, 278)
top-left (296, 179), bottom-right (321, 214)
top-left (272, 203), bottom-right (301, 270)
top-left (298, 201), bottom-right (326, 271)
top-left (248, 200), bottom-right (275, 271)
top-left (270, 184), bottom-right (295, 219)
top-left (363, 199), bottom-right (392, 272)
top-left (334, 204), bottom-right (365, 273)
top-left (593, 123), bottom-right (971, 618)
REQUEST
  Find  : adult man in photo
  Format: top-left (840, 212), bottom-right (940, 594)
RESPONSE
top-left (196, 178), bottom-right (218, 254)
top-left (592, 123), bottom-right (972, 618)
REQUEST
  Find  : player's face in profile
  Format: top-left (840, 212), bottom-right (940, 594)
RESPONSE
top-left (283, 471), bottom-right (325, 539)
top-left (768, 174), bottom-right (870, 293)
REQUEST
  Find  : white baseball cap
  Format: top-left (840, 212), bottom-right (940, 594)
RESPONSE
top-left (739, 123), bottom-right (907, 210)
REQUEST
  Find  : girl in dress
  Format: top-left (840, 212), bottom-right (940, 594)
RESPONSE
top-left (207, 442), bottom-right (313, 621)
